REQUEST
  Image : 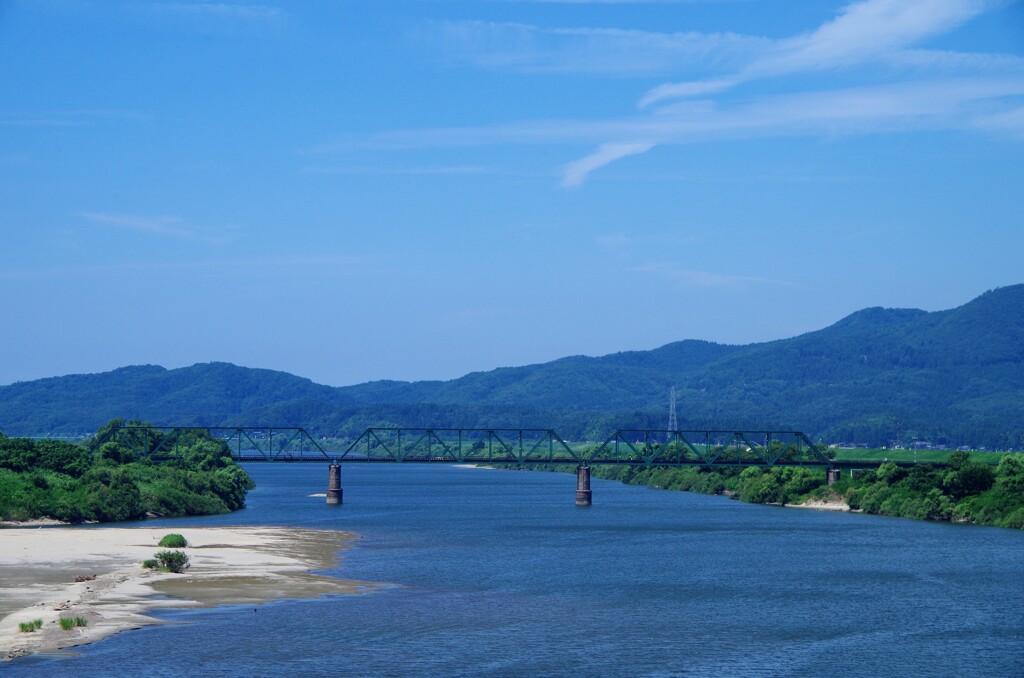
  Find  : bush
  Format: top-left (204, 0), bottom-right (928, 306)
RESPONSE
top-left (155, 550), bottom-right (190, 573)
top-left (142, 559), bottom-right (158, 569)
top-left (157, 533), bottom-right (188, 548)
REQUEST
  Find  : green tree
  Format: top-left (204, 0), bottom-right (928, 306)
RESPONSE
top-left (943, 463), bottom-right (996, 500)
top-left (876, 462), bottom-right (905, 485)
top-left (995, 454), bottom-right (1024, 494)
top-left (96, 469), bottom-right (143, 521)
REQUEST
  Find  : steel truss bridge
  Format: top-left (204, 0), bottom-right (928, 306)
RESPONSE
top-left (90, 425), bottom-right (901, 469)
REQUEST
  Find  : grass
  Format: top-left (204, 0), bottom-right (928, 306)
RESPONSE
top-left (18, 619), bottom-right (43, 633)
top-left (59, 617), bottom-right (88, 630)
top-left (157, 533), bottom-right (188, 548)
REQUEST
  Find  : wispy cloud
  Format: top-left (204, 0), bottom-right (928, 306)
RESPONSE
top-left (562, 142), bottom-right (655, 186)
top-left (596, 233), bottom-right (634, 251)
top-left (77, 212), bottom-right (239, 245)
top-left (0, 255), bottom-right (365, 281)
top-left (971, 105), bottom-right (1024, 137)
top-left (569, 0), bottom-right (1024, 183)
top-left (331, 0), bottom-right (1023, 186)
top-left (0, 110), bottom-right (151, 127)
top-left (633, 262), bottom-right (794, 289)
top-left (331, 76), bottom-right (1024, 148)
top-left (640, 0), bottom-right (1007, 107)
top-left (128, 2), bottom-right (287, 35)
top-left (145, 2), bottom-right (284, 21)
top-left (499, 0), bottom-right (760, 4)
top-left (304, 165), bottom-right (495, 177)
top-left (428, 21), bottom-right (766, 76)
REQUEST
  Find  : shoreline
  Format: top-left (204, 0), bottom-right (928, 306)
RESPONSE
top-left (784, 498), bottom-right (855, 512)
top-left (0, 526), bottom-right (369, 662)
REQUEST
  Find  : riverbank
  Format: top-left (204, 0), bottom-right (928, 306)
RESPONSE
top-left (0, 526), bottom-right (365, 661)
top-left (509, 458), bottom-right (1024, 529)
top-left (784, 497), bottom-right (854, 512)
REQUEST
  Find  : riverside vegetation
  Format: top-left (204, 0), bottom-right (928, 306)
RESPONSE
top-left (524, 450), bottom-right (1024, 529)
top-left (589, 451), bottom-right (1024, 529)
top-left (0, 420), bottom-right (254, 523)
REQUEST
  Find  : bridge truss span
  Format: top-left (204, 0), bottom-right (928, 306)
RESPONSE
top-left (340, 427), bottom-right (580, 465)
top-left (587, 429), bottom-right (832, 467)
top-left (90, 425), bottom-right (332, 462)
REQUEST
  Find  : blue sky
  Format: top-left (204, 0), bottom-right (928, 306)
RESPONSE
top-left (2, 0), bottom-right (1023, 387)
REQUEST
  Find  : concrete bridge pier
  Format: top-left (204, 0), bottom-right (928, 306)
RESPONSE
top-left (327, 462), bottom-right (343, 505)
top-left (575, 465), bottom-right (592, 506)
top-left (826, 468), bottom-right (841, 486)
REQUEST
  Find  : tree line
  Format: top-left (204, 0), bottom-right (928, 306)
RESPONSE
top-left (0, 419), bottom-right (254, 523)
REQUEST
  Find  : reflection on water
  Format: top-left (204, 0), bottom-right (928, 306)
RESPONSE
top-left (10, 464), bottom-right (1024, 677)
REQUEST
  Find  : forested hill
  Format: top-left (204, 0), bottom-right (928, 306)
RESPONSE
top-left (2, 285), bottom-right (1023, 449)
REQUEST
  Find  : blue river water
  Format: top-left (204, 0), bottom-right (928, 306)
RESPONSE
top-left (9, 463), bottom-right (1024, 677)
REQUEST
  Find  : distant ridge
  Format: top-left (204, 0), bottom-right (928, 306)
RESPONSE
top-left (2, 285), bottom-right (1023, 449)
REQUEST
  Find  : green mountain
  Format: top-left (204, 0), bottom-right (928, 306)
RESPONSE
top-left (0, 363), bottom-right (353, 435)
top-left (2, 285), bottom-right (1023, 449)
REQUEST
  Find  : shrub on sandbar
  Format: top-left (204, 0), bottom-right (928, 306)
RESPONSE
top-left (157, 533), bottom-right (188, 548)
top-left (154, 550), bottom-right (190, 573)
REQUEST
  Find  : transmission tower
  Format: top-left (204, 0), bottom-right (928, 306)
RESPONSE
top-left (668, 386), bottom-right (678, 432)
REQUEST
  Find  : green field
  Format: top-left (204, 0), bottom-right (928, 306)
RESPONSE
top-left (830, 448), bottom-right (1010, 464)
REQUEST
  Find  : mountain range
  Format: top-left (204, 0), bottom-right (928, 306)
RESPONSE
top-left (3, 285), bottom-right (1023, 449)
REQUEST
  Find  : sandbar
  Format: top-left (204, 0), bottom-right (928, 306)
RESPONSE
top-left (786, 497), bottom-right (854, 512)
top-left (0, 526), bottom-right (368, 661)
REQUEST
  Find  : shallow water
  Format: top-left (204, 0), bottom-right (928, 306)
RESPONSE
top-left (10, 464), bottom-right (1024, 676)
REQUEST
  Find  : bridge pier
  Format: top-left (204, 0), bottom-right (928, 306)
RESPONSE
top-left (575, 465), bottom-right (592, 506)
top-left (826, 468), bottom-right (841, 486)
top-left (327, 463), bottom-right (343, 505)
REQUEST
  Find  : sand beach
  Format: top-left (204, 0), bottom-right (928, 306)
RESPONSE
top-left (0, 526), bottom-right (363, 661)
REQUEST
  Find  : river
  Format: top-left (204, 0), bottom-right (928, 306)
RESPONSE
top-left (9, 463), bottom-right (1024, 676)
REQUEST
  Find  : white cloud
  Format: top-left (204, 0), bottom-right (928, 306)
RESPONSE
top-left (0, 110), bottom-right (151, 127)
top-left (0, 255), bottom-right (366, 281)
top-left (971, 105), bottom-right (1024, 136)
top-left (339, 76), bottom-right (1024, 151)
top-left (144, 2), bottom-right (284, 22)
top-left (77, 212), bottom-right (238, 244)
top-left (641, 0), bottom-right (1003, 106)
top-left (596, 233), bottom-right (635, 251)
top-left (500, 0), bottom-right (758, 4)
top-left (429, 21), bottom-right (768, 77)
top-left (632, 263), bottom-right (793, 289)
top-left (128, 2), bottom-right (287, 35)
top-left (562, 142), bottom-right (656, 186)
top-left (304, 165), bottom-right (494, 177)
top-left (330, 0), bottom-right (1022, 186)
